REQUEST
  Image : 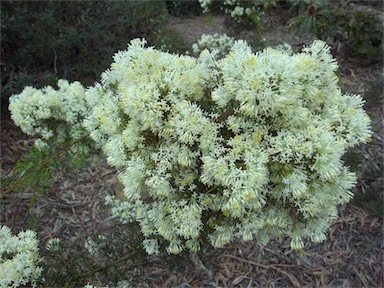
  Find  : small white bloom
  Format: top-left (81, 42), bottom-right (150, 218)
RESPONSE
top-left (0, 225), bottom-right (43, 287)
top-left (46, 237), bottom-right (61, 251)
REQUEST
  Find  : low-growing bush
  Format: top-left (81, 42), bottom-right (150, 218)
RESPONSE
top-left (9, 39), bottom-right (371, 256)
top-left (198, 0), bottom-right (267, 29)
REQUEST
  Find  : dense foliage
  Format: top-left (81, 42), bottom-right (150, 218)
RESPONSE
top-left (197, 0), bottom-right (383, 60)
top-left (10, 39), bottom-right (371, 255)
top-left (1, 0), bottom-right (168, 112)
top-left (288, 0), bottom-right (383, 60)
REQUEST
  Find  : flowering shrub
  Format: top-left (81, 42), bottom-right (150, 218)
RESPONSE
top-left (192, 33), bottom-right (236, 58)
top-left (9, 39), bottom-right (371, 255)
top-left (198, 0), bottom-right (264, 25)
top-left (0, 225), bottom-right (43, 287)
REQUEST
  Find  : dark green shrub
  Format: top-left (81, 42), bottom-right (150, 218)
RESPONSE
top-left (285, 0), bottom-right (312, 15)
top-left (337, 3), bottom-right (383, 60)
top-left (288, 0), bottom-right (383, 60)
top-left (166, 0), bottom-right (203, 18)
top-left (1, 0), bottom-right (169, 114)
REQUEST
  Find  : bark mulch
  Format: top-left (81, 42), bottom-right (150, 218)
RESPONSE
top-left (1, 115), bottom-right (383, 287)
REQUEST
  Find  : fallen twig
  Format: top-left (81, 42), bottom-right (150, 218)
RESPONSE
top-left (224, 253), bottom-right (322, 287)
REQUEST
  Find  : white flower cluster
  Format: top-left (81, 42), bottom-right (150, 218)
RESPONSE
top-left (9, 79), bottom-right (93, 153)
top-left (0, 225), bottom-right (43, 287)
top-left (45, 237), bottom-right (61, 252)
top-left (9, 39), bottom-right (371, 254)
top-left (198, 0), bottom-right (257, 23)
top-left (227, 5), bottom-right (253, 23)
top-left (94, 39), bottom-right (370, 253)
top-left (192, 33), bottom-right (236, 58)
top-left (198, 0), bottom-right (212, 13)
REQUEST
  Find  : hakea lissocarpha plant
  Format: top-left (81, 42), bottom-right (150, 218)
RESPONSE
top-left (10, 39), bottom-right (371, 254)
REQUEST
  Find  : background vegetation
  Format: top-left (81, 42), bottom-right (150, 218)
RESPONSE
top-left (1, 0), bottom-right (169, 113)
